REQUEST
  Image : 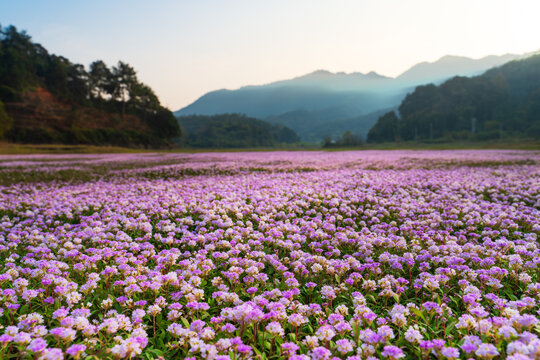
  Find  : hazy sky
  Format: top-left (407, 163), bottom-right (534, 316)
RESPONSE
top-left (1, 0), bottom-right (539, 110)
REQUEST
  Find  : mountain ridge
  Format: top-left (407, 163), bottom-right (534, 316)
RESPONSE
top-left (176, 51), bottom-right (538, 142)
top-left (177, 52), bottom-right (535, 107)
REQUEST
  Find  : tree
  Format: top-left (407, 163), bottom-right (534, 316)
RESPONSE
top-left (177, 114), bottom-right (298, 148)
top-left (89, 60), bottom-right (113, 101)
top-left (0, 24), bottom-right (181, 146)
top-left (130, 82), bottom-right (160, 113)
top-left (0, 99), bottom-right (13, 139)
top-left (150, 108), bottom-right (181, 138)
top-left (368, 111), bottom-right (400, 143)
top-left (0, 25), bottom-right (42, 90)
top-left (322, 135), bottom-right (333, 148)
top-left (112, 61), bottom-right (137, 120)
top-left (341, 130), bottom-right (363, 146)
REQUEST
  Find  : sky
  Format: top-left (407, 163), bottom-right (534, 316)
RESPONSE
top-left (1, 0), bottom-right (539, 110)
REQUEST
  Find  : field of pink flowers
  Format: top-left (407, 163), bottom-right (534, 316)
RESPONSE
top-left (0, 150), bottom-right (539, 360)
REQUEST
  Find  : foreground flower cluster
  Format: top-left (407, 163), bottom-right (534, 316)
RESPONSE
top-left (0, 150), bottom-right (538, 359)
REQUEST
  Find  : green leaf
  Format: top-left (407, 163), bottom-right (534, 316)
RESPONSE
top-left (411, 307), bottom-right (426, 322)
top-left (159, 331), bottom-right (167, 342)
top-left (253, 347), bottom-right (264, 359)
top-left (181, 317), bottom-right (190, 328)
top-left (353, 323), bottom-right (360, 341)
top-left (504, 288), bottom-right (518, 301)
top-left (445, 320), bottom-right (456, 337)
top-left (145, 348), bottom-right (164, 357)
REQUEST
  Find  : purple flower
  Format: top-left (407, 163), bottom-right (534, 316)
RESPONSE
top-left (310, 346), bottom-right (332, 360)
top-left (39, 348), bottom-right (63, 360)
top-left (419, 340), bottom-right (434, 351)
top-left (440, 347), bottom-right (460, 359)
top-left (460, 335), bottom-right (482, 354)
top-left (66, 344), bottom-right (86, 357)
top-left (135, 300), bottom-right (147, 307)
top-left (246, 287), bottom-right (258, 294)
top-left (236, 344), bottom-right (252, 355)
top-left (282, 342), bottom-right (299, 355)
top-left (27, 338), bottom-right (47, 353)
top-left (381, 345), bottom-right (405, 359)
top-left (335, 339), bottom-right (353, 354)
top-left (0, 334), bottom-right (13, 343)
top-left (432, 339), bottom-right (446, 348)
top-left (475, 343), bottom-right (499, 358)
top-left (221, 323), bottom-right (236, 333)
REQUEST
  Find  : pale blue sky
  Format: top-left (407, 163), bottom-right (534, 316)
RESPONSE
top-left (1, 0), bottom-right (539, 110)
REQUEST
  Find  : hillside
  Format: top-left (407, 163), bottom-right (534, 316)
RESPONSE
top-left (177, 113), bottom-right (300, 148)
top-left (175, 53), bottom-right (530, 142)
top-left (266, 107), bottom-right (393, 143)
top-left (0, 25), bottom-right (180, 147)
top-left (368, 54), bottom-right (540, 142)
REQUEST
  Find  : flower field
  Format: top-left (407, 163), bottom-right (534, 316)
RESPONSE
top-left (0, 150), bottom-right (539, 359)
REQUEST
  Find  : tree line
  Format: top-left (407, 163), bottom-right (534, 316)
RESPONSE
top-left (0, 24), bottom-right (180, 145)
top-left (177, 113), bottom-right (300, 148)
top-left (368, 54), bottom-right (540, 143)
top-left (322, 130), bottom-right (364, 148)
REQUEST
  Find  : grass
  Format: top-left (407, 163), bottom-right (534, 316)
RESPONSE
top-left (0, 140), bottom-right (539, 155)
top-left (0, 143), bottom-right (145, 154)
top-left (323, 140), bottom-right (540, 151)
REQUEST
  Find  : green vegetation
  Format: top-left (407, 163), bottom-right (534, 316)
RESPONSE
top-left (0, 99), bottom-right (12, 138)
top-left (368, 54), bottom-right (540, 143)
top-left (0, 25), bottom-right (180, 147)
top-left (322, 130), bottom-right (364, 148)
top-left (1, 139), bottom-right (538, 156)
top-left (177, 113), bottom-right (300, 148)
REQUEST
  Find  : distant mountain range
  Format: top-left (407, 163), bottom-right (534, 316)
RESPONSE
top-left (176, 52), bottom-right (536, 142)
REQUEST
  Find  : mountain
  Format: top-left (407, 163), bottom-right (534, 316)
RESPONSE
top-left (175, 52), bottom-right (532, 142)
top-left (395, 54), bottom-right (530, 86)
top-left (176, 70), bottom-right (399, 120)
top-left (266, 69), bottom-right (393, 91)
top-left (266, 107), bottom-right (395, 143)
top-left (368, 54), bottom-right (540, 143)
top-left (0, 25), bottom-right (180, 147)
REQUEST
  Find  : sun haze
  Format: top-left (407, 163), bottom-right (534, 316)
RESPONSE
top-left (1, 0), bottom-right (539, 110)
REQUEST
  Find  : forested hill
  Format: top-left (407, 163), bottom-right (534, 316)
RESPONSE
top-left (177, 113), bottom-right (300, 148)
top-left (368, 54), bottom-right (540, 143)
top-left (0, 25), bottom-right (180, 147)
top-left (176, 53), bottom-right (528, 143)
